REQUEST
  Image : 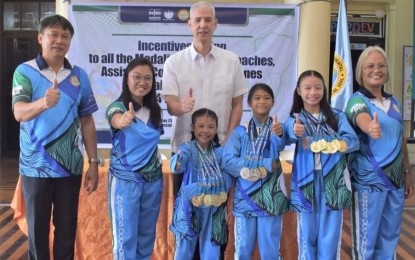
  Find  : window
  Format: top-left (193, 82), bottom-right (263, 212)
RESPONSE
top-left (3, 2), bottom-right (55, 31)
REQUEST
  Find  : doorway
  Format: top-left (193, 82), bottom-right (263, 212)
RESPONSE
top-left (0, 0), bottom-right (55, 157)
top-left (1, 32), bottom-right (39, 157)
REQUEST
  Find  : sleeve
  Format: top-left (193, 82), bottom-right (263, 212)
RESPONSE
top-left (222, 127), bottom-right (245, 177)
top-left (78, 67), bottom-right (98, 117)
top-left (232, 53), bottom-right (249, 98)
top-left (283, 116), bottom-right (299, 142)
top-left (216, 147), bottom-right (234, 192)
top-left (12, 65), bottom-right (33, 106)
top-left (181, 182), bottom-right (198, 201)
top-left (270, 128), bottom-right (287, 151)
top-left (106, 101), bottom-right (125, 127)
top-left (336, 111), bottom-right (360, 153)
top-left (161, 55), bottom-right (180, 98)
top-left (170, 143), bottom-right (191, 174)
top-left (263, 130), bottom-right (287, 172)
top-left (345, 95), bottom-right (369, 127)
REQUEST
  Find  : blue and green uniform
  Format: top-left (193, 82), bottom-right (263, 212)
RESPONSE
top-left (346, 87), bottom-right (405, 260)
top-left (222, 117), bottom-right (290, 259)
top-left (13, 55), bottom-right (98, 178)
top-left (12, 54), bottom-right (98, 259)
top-left (106, 100), bottom-right (164, 260)
top-left (170, 141), bottom-right (232, 260)
top-left (285, 109), bottom-right (359, 260)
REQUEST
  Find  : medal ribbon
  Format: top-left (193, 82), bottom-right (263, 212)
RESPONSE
top-left (195, 141), bottom-right (223, 196)
top-left (246, 117), bottom-right (271, 169)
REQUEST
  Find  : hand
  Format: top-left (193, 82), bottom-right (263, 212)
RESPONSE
top-left (44, 79), bottom-right (60, 108)
top-left (272, 115), bottom-right (283, 136)
top-left (302, 136), bottom-right (311, 150)
top-left (294, 114), bottom-right (305, 137)
top-left (181, 88), bottom-right (194, 114)
top-left (368, 112), bottom-right (382, 139)
top-left (84, 165), bottom-right (99, 195)
top-left (121, 102), bottom-right (135, 128)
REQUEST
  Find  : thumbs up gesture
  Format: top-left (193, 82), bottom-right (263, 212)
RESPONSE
top-left (44, 79), bottom-right (60, 108)
top-left (181, 88), bottom-right (195, 114)
top-left (271, 115), bottom-right (283, 136)
top-left (294, 114), bottom-right (305, 137)
top-left (368, 112), bottom-right (382, 139)
top-left (120, 102), bottom-right (135, 128)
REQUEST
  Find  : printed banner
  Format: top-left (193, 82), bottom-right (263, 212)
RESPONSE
top-left (68, 3), bottom-right (299, 145)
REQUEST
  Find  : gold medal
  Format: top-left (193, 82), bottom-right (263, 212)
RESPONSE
top-left (332, 139), bottom-right (341, 150)
top-left (310, 141), bottom-right (320, 153)
top-left (191, 195), bottom-right (203, 207)
top-left (318, 139), bottom-right (327, 150)
top-left (220, 191), bottom-right (227, 202)
top-left (249, 168), bottom-right (261, 181)
top-left (328, 142), bottom-right (337, 154)
top-left (212, 195), bottom-right (223, 207)
top-left (322, 141), bottom-right (333, 154)
top-left (240, 167), bottom-right (250, 179)
top-left (203, 194), bottom-right (213, 206)
top-left (259, 167), bottom-right (267, 178)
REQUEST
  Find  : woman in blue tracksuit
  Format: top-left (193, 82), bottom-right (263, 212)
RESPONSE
top-left (106, 58), bottom-right (164, 260)
top-left (170, 108), bottom-right (232, 260)
top-left (345, 46), bottom-right (413, 259)
top-left (222, 83), bottom-right (290, 259)
top-left (284, 70), bottom-right (359, 259)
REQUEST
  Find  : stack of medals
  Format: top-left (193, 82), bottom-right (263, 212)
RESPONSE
top-left (240, 117), bottom-right (271, 181)
top-left (303, 111), bottom-right (348, 154)
top-left (191, 141), bottom-right (227, 207)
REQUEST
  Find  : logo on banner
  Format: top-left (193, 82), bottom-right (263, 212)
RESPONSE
top-left (149, 9), bottom-right (162, 21)
top-left (178, 9), bottom-right (190, 21)
top-left (163, 10), bottom-right (174, 20)
top-left (332, 54), bottom-right (347, 97)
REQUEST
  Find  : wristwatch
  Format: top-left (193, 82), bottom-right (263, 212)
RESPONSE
top-left (88, 158), bottom-right (101, 164)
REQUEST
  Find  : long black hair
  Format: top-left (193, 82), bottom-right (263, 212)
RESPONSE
top-left (190, 108), bottom-right (220, 147)
top-left (119, 57), bottom-right (162, 128)
top-left (290, 70), bottom-right (338, 131)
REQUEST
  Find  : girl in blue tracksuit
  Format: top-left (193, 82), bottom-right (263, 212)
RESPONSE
top-left (222, 83), bottom-right (290, 259)
top-left (284, 70), bottom-right (359, 259)
top-left (106, 58), bottom-right (164, 260)
top-left (170, 108), bottom-right (232, 260)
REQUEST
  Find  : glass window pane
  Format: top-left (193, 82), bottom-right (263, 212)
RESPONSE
top-left (40, 3), bottom-right (55, 21)
top-left (3, 2), bottom-right (21, 31)
top-left (22, 2), bottom-right (39, 30)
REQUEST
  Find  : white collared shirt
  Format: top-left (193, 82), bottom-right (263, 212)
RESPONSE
top-left (162, 44), bottom-right (248, 152)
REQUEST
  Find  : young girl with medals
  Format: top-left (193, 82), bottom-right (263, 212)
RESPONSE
top-left (106, 58), bottom-right (164, 259)
top-left (170, 108), bottom-right (232, 259)
top-left (222, 83), bottom-right (289, 259)
top-left (284, 70), bottom-right (359, 259)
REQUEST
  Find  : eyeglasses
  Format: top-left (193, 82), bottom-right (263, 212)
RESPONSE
top-left (129, 75), bottom-right (152, 83)
top-left (46, 32), bottom-right (71, 42)
top-left (364, 63), bottom-right (388, 72)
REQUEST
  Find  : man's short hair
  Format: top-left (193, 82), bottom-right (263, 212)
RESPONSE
top-left (39, 15), bottom-right (74, 36)
top-left (190, 1), bottom-right (215, 19)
